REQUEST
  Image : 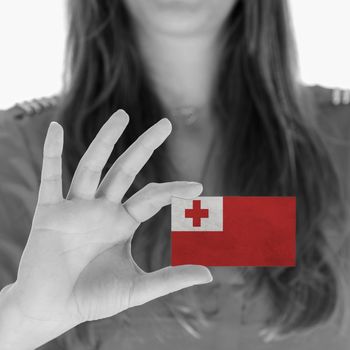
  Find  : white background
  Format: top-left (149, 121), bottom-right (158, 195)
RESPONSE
top-left (0, 0), bottom-right (349, 109)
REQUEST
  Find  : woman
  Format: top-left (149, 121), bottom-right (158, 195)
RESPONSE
top-left (0, 0), bottom-right (349, 349)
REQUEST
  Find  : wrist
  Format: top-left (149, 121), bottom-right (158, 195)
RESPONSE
top-left (0, 282), bottom-right (72, 349)
top-left (0, 283), bottom-right (34, 349)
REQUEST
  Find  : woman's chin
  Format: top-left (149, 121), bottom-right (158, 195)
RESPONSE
top-left (144, 10), bottom-right (211, 37)
top-left (127, 0), bottom-right (232, 37)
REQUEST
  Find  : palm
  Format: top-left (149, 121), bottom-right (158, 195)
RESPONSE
top-left (71, 240), bottom-right (139, 321)
top-left (54, 198), bottom-right (142, 321)
top-left (21, 198), bottom-right (138, 321)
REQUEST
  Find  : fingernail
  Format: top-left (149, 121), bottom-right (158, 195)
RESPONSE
top-left (187, 181), bottom-right (201, 185)
top-left (200, 267), bottom-right (213, 283)
top-left (48, 121), bottom-right (63, 137)
top-left (113, 110), bottom-right (129, 123)
top-left (187, 182), bottom-right (203, 191)
top-left (204, 273), bottom-right (213, 283)
top-left (49, 121), bottom-right (61, 129)
top-left (158, 118), bottom-right (172, 132)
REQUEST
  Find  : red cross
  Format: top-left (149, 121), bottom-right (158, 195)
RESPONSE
top-left (185, 200), bottom-right (209, 227)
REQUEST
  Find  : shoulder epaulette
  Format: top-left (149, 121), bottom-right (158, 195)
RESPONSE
top-left (311, 85), bottom-right (350, 107)
top-left (12, 95), bottom-right (59, 119)
top-left (330, 88), bottom-right (350, 106)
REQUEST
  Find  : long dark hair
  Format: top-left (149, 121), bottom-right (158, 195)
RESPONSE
top-left (57, 0), bottom-right (348, 346)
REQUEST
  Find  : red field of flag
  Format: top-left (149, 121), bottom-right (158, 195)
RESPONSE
top-left (171, 196), bottom-right (296, 266)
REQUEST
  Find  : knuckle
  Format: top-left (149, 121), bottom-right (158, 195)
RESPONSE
top-left (137, 135), bottom-right (155, 153)
top-left (100, 138), bottom-right (114, 149)
top-left (69, 188), bottom-right (92, 200)
top-left (143, 182), bottom-right (159, 192)
top-left (43, 142), bottom-right (61, 157)
top-left (79, 163), bottom-right (101, 174)
top-left (141, 142), bottom-right (154, 154)
top-left (95, 134), bottom-right (114, 149)
top-left (116, 165), bottom-right (135, 181)
top-left (161, 268), bottom-right (173, 283)
top-left (127, 278), bottom-right (137, 309)
top-left (43, 153), bottom-right (60, 160)
top-left (43, 174), bottom-right (61, 182)
top-left (144, 200), bottom-right (159, 214)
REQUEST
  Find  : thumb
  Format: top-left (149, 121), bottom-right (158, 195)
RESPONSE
top-left (130, 265), bottom-right (213, 307)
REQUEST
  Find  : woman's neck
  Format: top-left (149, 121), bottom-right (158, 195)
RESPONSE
top-left (135, 28), bottom-right (220, 118)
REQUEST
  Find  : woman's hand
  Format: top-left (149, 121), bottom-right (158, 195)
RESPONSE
top-left (0, 110), bottom-right (212, 349)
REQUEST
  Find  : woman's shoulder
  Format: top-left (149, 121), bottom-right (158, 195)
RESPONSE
top-left (303, 85), bottom-right (350, 199)
top-left (0, 95), bottom-right (60, 160)
top-left (305, 84), bottom-right (350, 138)
top-left (308, 84), bottom-right (350, 108)
top-left (0, 96), bottom-right (61, 187)
top-left (0, 95), bottom-right (59, 133)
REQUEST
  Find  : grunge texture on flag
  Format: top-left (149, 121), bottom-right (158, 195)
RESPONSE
top-left (171, 196), bottom-right (296, 267)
